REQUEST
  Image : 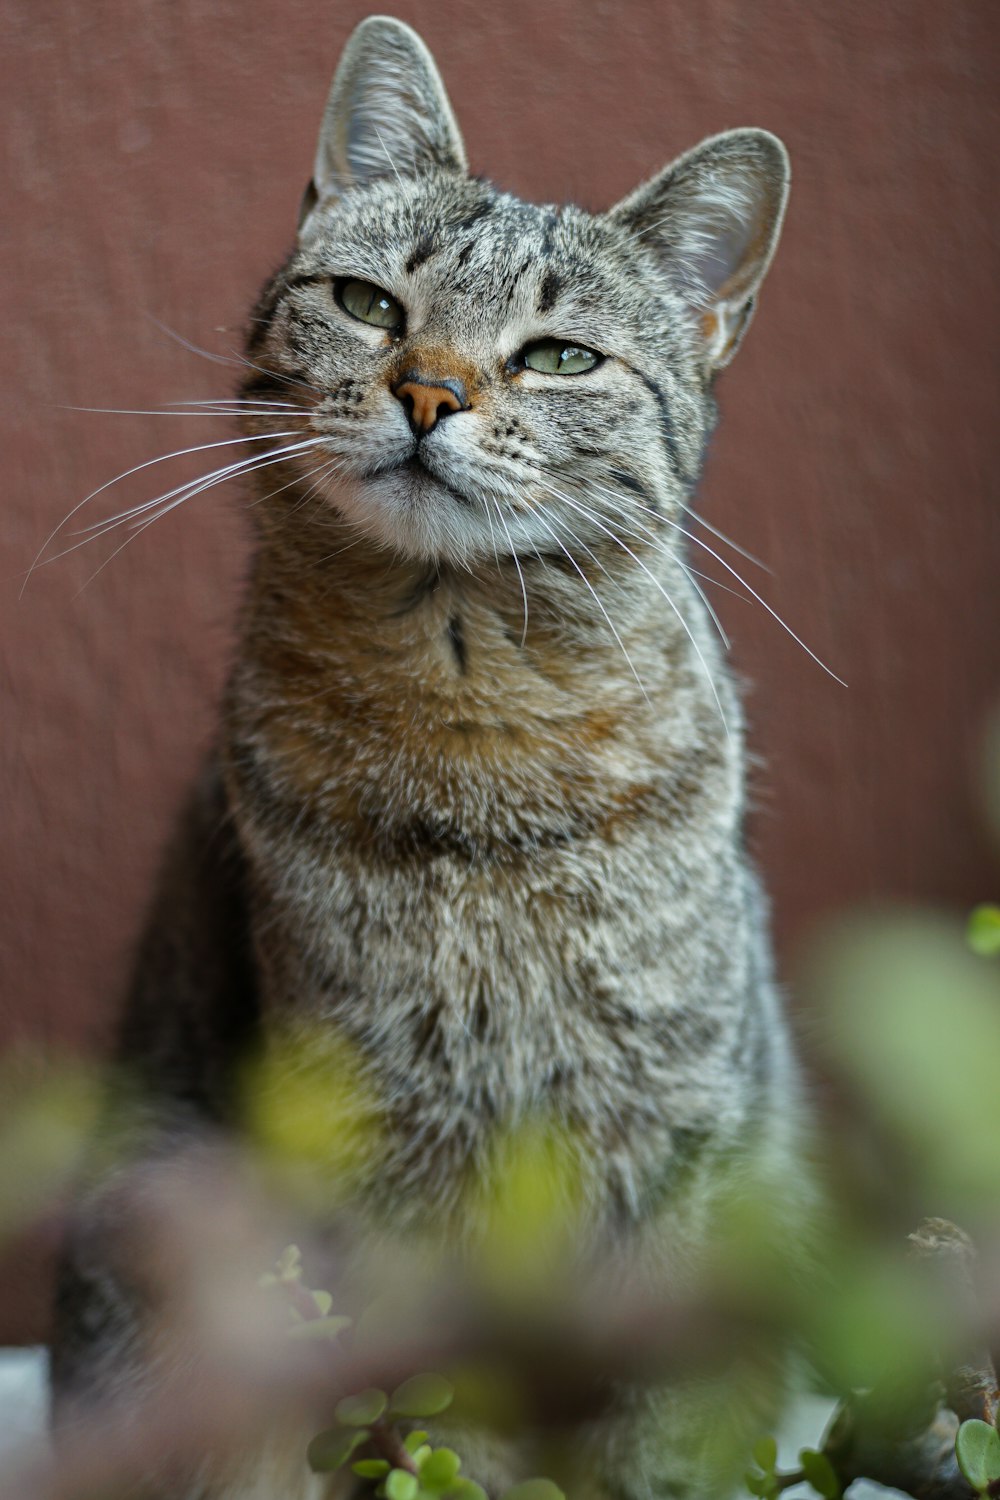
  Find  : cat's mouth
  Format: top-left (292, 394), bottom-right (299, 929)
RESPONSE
top-left (374, 452), bottom-right (473, 509)
top-left (336, 449), bottom-right (486, 562)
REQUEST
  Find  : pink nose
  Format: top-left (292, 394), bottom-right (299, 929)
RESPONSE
top-left (392, 373), bottom-right (468, 435)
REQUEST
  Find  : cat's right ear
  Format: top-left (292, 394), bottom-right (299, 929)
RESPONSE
top-left (299, 16), bottom-right (467, 231)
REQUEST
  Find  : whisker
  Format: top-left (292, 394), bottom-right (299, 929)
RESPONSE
top-left (530, 503), bottom-right (649, 702)
top-left (476, 491), bottom-right (502, 577)
top-left (566, 487), bottom-right (728, 650)
top-left (490, 501), bottom-right (530, 647)
top-left (686, 508), bottom-right (771, 573)
top-left (679, 563), bottom-right (730, 651)
top-left (160, 397), bottom-right (304, 410)
top-left (663, 513), bottom-right (846, 686)
top-left (21, 432), bottom-right (309, 595)
top-left (123, 441), bottom-right (321, 533)
top-left (536, 478), bottom-right (730, 738)
top-left (146, 314), bottom-right (325, 399)
top-left (71, 443), bottom-right (322, 593)
top-left (683, 565), bottom-right (751, 603)
top-left (583, 479), bottom-right (844, 685)
top-left (258, 454), bottom-right (347, 526)
top-left (71, 434), bottom-right (310, 534)
top-left (45, 441), bottom-right (320, 571)
top-left (61, 403), bottom-right (306, 418)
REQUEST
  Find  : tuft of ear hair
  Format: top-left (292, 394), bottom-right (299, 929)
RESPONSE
top-left (299, 15), bottom-right (467, 230)
top-left (611, 129), bottom-right (790, 372)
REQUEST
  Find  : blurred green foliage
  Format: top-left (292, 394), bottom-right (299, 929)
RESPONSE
top-left (812, 912), bottom-right (1000, 1212)
top-left (462, 1115), bottom-right (586, 1303)
top-left (242, 1025), bottom-right (383, 1207)
top-left (0, 1053), bottom-right (101, 1243)
top-left (968, 904), bottom-right (1000, 958)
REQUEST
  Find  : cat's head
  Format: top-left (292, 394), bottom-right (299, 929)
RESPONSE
top-left (244, 15), bottom-right (788, 570)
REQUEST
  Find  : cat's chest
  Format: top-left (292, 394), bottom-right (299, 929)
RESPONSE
top-left (248, 829), bottom-right (755, 1225)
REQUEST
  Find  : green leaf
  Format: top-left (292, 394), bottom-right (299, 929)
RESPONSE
top-left (968, 905), bottom-right (1000, 958)
top-left (306, 1426), bottom-right (368, 1472)
top-left (287, 1314), bottom-right (352, 1342)
top-left (418, 1447), bottom-right (462, 1488)
top-left (389, 1373), bottom-right (455, 1419)
top-left (275, 1244), bottom-right (302, 1280)
top-left (956, 1419), bottom-right (1000, 1492)
top-left (743, 1475), bottom-right (777, 1500)
top-left (450, 1484), bottom-right (489, 1500)
top-left (353, 1459), bottom-right (391, 1479)
top-left (411, 1446), bottom-right (432, 1467)
top-left (311, 1288), bottom-right (333, 1315)
top-left (501, 1483), bottom-right (565, 1500)
top-left (752, 1436), bottom-right (778, 1473)
top-left (799, 1447), bottom-right (841, 1499)
top-left (385, 1471), bottom-right (419, 1500)
top-left (335, 1388), bottom-right (388, 1426)
top-left (403, 1431), bottom-right (430, 1455)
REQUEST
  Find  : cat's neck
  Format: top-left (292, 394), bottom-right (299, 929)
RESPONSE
top-left (224, 509), bottom-right (737, 854)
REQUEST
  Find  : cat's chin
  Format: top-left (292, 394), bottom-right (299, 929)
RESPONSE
top-left (326, 465), bottom-right (486, 567)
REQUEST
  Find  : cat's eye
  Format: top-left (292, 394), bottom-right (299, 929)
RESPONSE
top-left (521, 339), bottom-right (602, 376)
top-left (336, 278), bottom-right (405, 333)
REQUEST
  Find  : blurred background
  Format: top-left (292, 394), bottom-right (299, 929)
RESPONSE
top-left (2, 0), bottom-right (998, 1348)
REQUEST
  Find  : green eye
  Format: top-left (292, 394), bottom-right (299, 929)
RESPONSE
top-left (522, 339), bottom-right (601, 375)
top-left (337, 278), bottom-right (404, 332)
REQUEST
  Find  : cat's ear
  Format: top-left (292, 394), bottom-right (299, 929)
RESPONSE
top-left (610, 129), bottom-right (789, 372)
top-left (300, 16), bottom-right (467, 227)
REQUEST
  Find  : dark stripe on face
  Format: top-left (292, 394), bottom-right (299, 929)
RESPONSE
top-left (455, 199), bottom-right (495, 233)
top-left (536, 266), bottom-right (562, 314)
top-left (406, 232), bottom-right (437, 274)
top-left (507, 256), bottom-right (534, 294)
top-left (626, 365), bottom-right (688, 486)
top-left (608, 467), bottom-right (661, 516)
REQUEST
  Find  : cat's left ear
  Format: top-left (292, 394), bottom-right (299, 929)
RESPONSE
top-left (610, 129), bottom-right (789, 372)
top-left (300, 16), bottom-right (467, 229)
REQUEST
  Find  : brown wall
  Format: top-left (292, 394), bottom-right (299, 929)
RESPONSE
top-left (3, 0), bottom-right (999, 1342)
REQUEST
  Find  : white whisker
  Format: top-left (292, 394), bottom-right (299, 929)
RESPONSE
top-left (44, 441), bottom-right (320, 572)
top-left (686, 508), bottom-right (771, 573)
top-left (21, 432), bottom-right (309, 595)
top-left (664, 514), bottom-right (846, 686)
top-left (535, 478), bottom-right (730, 738)
top-left (60, 404), bottom-right (306, 419)
top-left (475, 490), bottom-right (502, 577)
top-left (491, 501), bottom-right (529, 647)
top-left (262, 454), bottom-right (348, 526)
top-left (71, 435), bottom-right (311, 534)
top-left (530, 503), bottom-right (649, 702)
top-left (146, 314), bottom-right (325, 398)
top-left (581, 478), bottom-right (844, 685)
top-left (70, 442), bottom-right (322, 593)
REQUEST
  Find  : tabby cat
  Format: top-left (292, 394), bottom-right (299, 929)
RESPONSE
top-left (52, 15), bottom-right (809, 1498)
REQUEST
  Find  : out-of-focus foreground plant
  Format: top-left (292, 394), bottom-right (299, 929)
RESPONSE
top-left (1, 733), bottom-right (999, 1499)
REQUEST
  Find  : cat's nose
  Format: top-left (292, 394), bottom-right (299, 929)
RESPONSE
top-left (392, 371), bottom-right (468, 436)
